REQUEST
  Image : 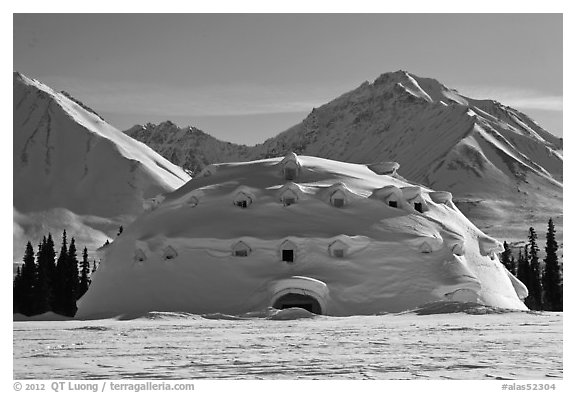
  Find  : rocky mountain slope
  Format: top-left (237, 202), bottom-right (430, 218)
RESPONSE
top-left (125, 122), bottom-right (252, 176)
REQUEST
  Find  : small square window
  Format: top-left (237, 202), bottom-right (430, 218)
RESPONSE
top-left (388, 200), bottom-right (398, 208)
top-left (333, 198), bottom-right (344, 208)
top-left (236, 200), bottom-right (248, 208)
top-left (414, 202), bottom-right (423, 213)
top-left (284, 168), bottom-right (296, 180)
top-left (333, 249), bottom-right (344, 258)
top-left (235, 249), bottom-right (248, 257)
top-left (282, 249), bottom-right (294, 263)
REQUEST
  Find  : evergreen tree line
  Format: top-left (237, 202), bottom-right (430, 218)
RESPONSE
top-left (500, 218), bottom-right (562, 311)
top-left (13, 230), bottom-right (97, 317)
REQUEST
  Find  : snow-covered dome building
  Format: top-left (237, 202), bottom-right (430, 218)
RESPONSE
top-left (77, 153), bottom-right (528, 318)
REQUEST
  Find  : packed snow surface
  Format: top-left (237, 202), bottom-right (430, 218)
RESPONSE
top-left (14, 304), bottom-right (562, 380)
top-left (77, 154), bottom-right (527, 318)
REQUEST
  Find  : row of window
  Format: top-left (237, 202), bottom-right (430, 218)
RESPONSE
top-left (233, 240), bottom-right (348, 263)
top-left (134, 235), bottom-right (466, 265)
top-left (226, 190), bottom-right (425, 211)
top-left (232, 197), bottom-right (423, 211)
top-left (235, 248), bottom-right (345, 262)
top-left (134, 240), bottom-right (349, 264)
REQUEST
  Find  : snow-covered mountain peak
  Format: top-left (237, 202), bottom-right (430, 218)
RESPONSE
top-left (14, 72), bottom-right (191, 262)
top-left (14, 72), bottom-right (190, 188)
top-left (371, 70), bottom-right (467, 106)
top-left (372, 69), bottom-right (411, 85)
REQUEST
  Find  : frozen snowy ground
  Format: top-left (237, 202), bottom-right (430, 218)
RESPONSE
top-left (14, 306), bottom-right (562, 380)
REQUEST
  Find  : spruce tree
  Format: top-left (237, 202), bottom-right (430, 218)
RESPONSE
top-left (53, 230), bottom-right (68, 315)
top-left (526, 227), bottom-right (543, 310)
top-left (62, 237), bottom-right (79, 316)
top-left (45, 234), bottom-right (57, 310)
top-left (13, 266), bottom-right (23, 314)
top-left (34, 235), bottom-right (56, 315)
top-left (45, 233), bottom-right (57, 273)
top-left (19, 242), bottom-right (37, 316)
top-left (501, 241), bottom-right (516, 275)
top-left (542, 218), bottom-right (562, 311)
top-left (78, 247), bottom-right (91, 299)
top-left (516, 247), bottom-right (530, 288)
top-left (33, 239), bottom-right (45, 314)
top-left (117, 226), bottom-right (123, 236)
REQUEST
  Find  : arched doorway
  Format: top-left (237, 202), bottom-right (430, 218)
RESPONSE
top-left (272, 292), bottom-right (323, 314)
top-left (269, 276), bottom-right (329, 315)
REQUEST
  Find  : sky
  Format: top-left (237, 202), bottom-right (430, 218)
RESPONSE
top-left (13, 13), bottom-right (563, 145)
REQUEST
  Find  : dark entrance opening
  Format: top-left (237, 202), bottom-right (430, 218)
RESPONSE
top-left (282, 249), bottom-right (294, 263)
top-left (414, 202), bottom-right (423, 213)
top-left (273, 293), bottom-right (322, 314)
top-left (236, 200), bottom-right (248, 208)
top-left (333, 198), bottom-right (344, 208)
top-left (388, 200), bottom-right (397, 208)
top-left (284, 168), bottom-right (297, 180)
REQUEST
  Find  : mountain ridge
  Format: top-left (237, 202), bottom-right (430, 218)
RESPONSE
top-left (124, 70), bottom-right (562, 242)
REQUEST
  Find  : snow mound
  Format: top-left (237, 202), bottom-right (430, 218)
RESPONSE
top-left (201, 307), bottom-right (317, 321)
top-left (400, 301), bottom-right (529, 316)
top-left (127, 311), bottom-right (201, 321)
top-left (367, 161), bottom-right (400, 175)
top-left (201, 313), bottom-right (248, 321)
top-left (67, 326), bottom-right (111, 331)
top-left (76, 154), bottom-right (528, 319)
top-left (238, 307), bottom-right (280, 319)
top-left (266, 307), bottom-right (318, 320)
